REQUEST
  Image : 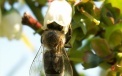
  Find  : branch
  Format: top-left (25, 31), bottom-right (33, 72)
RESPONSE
top-left (22, 12), bottom-right (43, 35)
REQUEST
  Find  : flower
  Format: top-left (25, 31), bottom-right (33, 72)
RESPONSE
top-left (43, 0), bottom-right (72, 34)
top-left (0, 9), bottom-right (22, 40)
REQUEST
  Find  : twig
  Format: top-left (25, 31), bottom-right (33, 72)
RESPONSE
top-left (22, 12), bottom-right (43, 35)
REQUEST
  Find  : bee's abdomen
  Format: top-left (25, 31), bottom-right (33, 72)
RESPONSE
top-left (44, 51), bottom-right (64, 76)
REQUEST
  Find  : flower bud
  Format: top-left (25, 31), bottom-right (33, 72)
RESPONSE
top-left (0, 9), bottom-right (22, 40)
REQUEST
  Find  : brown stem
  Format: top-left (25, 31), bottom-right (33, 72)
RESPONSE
top-left (22, 12), bottom-right (43, 35)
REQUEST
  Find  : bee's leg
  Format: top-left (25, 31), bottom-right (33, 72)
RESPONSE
top-left (47, 21), bottom-right (63, 31)
top-left (65, 25), bottom-right (72, 48)
top-left (64, 43), bottom-right (72, 48)
top-left (40, 30), bottom-right (45, 44)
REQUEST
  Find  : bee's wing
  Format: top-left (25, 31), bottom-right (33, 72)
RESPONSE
top-left (62, 49), bottom-right (73, 76)
top-left (29, 46), bottom-right (45, 76)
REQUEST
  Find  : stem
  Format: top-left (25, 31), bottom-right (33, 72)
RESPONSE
top-left (80, 8), bottom-right (100, 25)
top-left (22, 12), bottom-right (43, 35)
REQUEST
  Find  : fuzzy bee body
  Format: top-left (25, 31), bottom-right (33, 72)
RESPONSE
top-left (29, 0), bottom-right (73, 76)
top-left (30, 30), bottom-right (73, 76)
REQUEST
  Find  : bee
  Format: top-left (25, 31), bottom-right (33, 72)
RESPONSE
top-left (29, 0), bottom-right (73, 76)
top-left (29, 30), bottom-right (73, 76)
top-left (42, 0), bottom-right (72, 45)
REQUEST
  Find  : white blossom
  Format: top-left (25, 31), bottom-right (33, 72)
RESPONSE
top-left (0, 10), bottom-right (22, 40)
top-left (43, 0), bottom-right (72, 34)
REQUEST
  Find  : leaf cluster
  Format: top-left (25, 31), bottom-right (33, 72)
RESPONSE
top-left (69, 0), bottom-right (122, 75)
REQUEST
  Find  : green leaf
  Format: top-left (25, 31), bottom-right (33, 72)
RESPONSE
top-left (70, 50), bottom-right (84, 62)
top-left (70, 27), bottom-right (84, 46)
top-left (80, 19), bottom-right (87, 35)
top-left (105, 0), bottom-right (122, 18)
top-left (109, 30), bottom-right (122, 47)
top-left (100, 3), bottom-right (116, 26)
top-left (91, 37), bottom-right (112, 59)
top-left (105, 4), bottom-right (120, 22)
top-left (72, 7), bottom-right (83, 30)
top-left (70, 28), bottom-right (77, 46)
top-left (81, 51), bottom-right (102, 69)
top-left (106, 70), bottom-right (116, 76)
top-left (75, 28), bottom-right (84, 41)
top-left (37, 0), bottom-right (46, 6)
top-left (78, 1), bottom-right (94, 14)
top-left (105, 23), bottom-right (122, 44)
top-left (69, 40), bottom-right (82, 63)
